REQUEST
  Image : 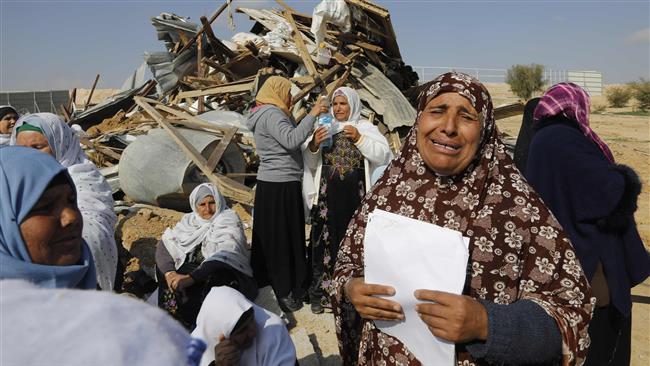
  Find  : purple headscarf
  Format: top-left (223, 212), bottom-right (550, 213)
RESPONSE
top-left (533, 82), bottom-right (615, 162)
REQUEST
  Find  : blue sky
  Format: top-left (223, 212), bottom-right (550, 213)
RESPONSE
top-left (1, 0), bottom-right (648, 91)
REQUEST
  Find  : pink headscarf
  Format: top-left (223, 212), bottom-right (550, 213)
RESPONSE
top-left (533, 82), bottom-right (615, 162)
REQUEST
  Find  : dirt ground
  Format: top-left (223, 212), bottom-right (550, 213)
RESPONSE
top-left (116, 84), bottom-right (649, 365)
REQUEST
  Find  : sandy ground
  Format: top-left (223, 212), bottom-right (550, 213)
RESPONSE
top-left (116, 84), bottom-right (648, 365)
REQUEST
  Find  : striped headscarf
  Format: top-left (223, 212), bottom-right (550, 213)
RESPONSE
top-left (533, 82), bottom-right (615, 162)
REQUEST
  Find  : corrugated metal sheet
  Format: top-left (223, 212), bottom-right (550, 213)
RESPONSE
top-left (352, 63), bottom-right (416, 130)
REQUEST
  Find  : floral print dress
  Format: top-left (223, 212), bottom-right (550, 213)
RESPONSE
top-left (308, 132), bottom-right (366, 308)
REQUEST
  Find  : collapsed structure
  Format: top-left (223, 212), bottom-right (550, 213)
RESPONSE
top-left (60, 0), bottom-right (521, 209)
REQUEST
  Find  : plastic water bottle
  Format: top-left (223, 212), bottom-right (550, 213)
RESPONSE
top-left (317, 112), bottom-right (333, 149)
top-left (186, 338), bottom-right (207, 366)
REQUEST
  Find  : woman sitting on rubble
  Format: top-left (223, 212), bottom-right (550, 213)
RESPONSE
top-left (192, 286), bottom-right (297, 366)
top-left (156, 183), bottom-right (256, 329)
top-left (11, 113), bottom-right (117, 291)
top-left (0, 146), bottom-right (97, 289)
top-left (302, 86), bottom-right (392, 314)
top-left (332, 72), bottom-right (593, 365)
top-left (525, 83), bottom-right (650, 365)
top-left (0, 105), bottom-right (19, 145)
top-left (245, 76), bottom-right (328, 313)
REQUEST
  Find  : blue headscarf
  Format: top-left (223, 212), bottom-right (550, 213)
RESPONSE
top-left (0, 146), bottom-right (97, 289)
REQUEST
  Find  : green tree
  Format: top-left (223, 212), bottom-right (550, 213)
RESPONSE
top-left (506, 64), bottom-right (545, 100)
top-left (629, 78), bottom-right (650, 111)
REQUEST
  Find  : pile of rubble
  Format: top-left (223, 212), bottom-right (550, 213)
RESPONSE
top-left (59, 0), bottom-right (425, 211)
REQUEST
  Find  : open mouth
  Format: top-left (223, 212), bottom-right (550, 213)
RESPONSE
top-left (431, 139), bottom-right (461, 151)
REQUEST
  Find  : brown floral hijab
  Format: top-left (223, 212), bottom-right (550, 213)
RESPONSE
top-left (331, 72), bottom-right (593, 366)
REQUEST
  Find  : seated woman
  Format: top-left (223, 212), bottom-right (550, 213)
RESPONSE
top-left (332, 72), bottom-right (593, 365)
top-left (192, 286), bottom-right (297, 366)
top-left (302, 86), bottom-right (392, 313)
top-left (11, 113), bottom-right (118, 291)
top-left (0, 146), bottom-right (96, 289)
top-left (0, 105), bottom-right (18, 145)
top-left (1, 279), bottom-right (194, 366)
top-left (525, 83), bottom-right (650, 365)
top-left (156, 183), bottom-right (256, 329)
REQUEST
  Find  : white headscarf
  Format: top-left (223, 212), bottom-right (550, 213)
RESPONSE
top-left (10, 113), bottom-right (118, 291)
top-left (161, 183), bottom-right (252, 276)
top-left (329, 86), bottom-right (363, 135)
top-left (192, 286), bottom-right (296, 366)
top-left (1, 280), bottom-right (192, 366)
top-left (0, 105), bottom-right (18, 146)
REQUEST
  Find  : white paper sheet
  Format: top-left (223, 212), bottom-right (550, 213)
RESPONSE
top-left (364, 209), bottom-right (470, 365)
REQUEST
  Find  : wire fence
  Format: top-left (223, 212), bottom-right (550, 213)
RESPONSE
top-left (413, 67), bottom-right (602, 95)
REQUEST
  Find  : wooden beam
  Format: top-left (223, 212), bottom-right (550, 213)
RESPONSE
top-left (207, 127), bottom-right (238, 171)
top-left (79, 137), bottom-right (122, 161)
top-left (280, 8), bottom-right (318, 77)
top-left (134, 96), bottom-right (254, 205)
top-left (202, 57), bottom-right (239, 80)
top-left (197, 35), bottom-right (205, 113)
top-left (84, 74), bottom-right (100, 110)
top-left (200, 15), bottom-right (236, 60)
top-left (178, 0), bottom-right (231, 54)
top-left (177, 81), bottom-right (254, 99)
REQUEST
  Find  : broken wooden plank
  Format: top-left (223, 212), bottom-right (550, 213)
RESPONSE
top-left (291, 51), bottom-right (361, 104)
top-left (79, 136), bottom-right (122, 161)
top-left (206, 127), bottom-right (238, 172)
top-left (178, 0), bottom-right (231, 54)
top-left (135, 96), bottom-right (254, 205)
top-left (494, 102), bottom-right (525, 120)
top-left (280, 7), bottom-right (318, 77)
top-left (84, 74), bottom-right (100, 110)
top-left (177, 81), bottom-right (254, 99)
top-left (200, 15), bottom-right (236, 62)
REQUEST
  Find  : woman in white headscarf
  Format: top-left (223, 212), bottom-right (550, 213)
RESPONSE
top-left (302, 86), bottom-right (392, 313)
top-left (192, 286), bottom-right (296, 366)
top-left (11, 113), bottom-right (118, 291)
top-left (156, 183), bottom-right (256, 329)
top-left (0, 105), bottom-right (19, 145)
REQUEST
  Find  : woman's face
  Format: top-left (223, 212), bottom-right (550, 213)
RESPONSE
top-left (332, 95), bottom-right (351, 121)
top-left (197, 195), bottom-right (217, 220)
top-left (15, 131), bottom-right (54, 155)
top-left (284, 92), bottom-right (293, 110)
top-left (416, 92), bottom-right (482, 176)
top-left (0, 113), bottom-right (18, 134)
top-left (19, 179), bottom-right (83, 266)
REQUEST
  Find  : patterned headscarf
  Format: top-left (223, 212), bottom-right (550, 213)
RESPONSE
top-left (533, 82), bottom-right (614, 163)
top-left (331, 72), bottom-right (593, 366)
top-left (255, 76), bottom-right (292, 117)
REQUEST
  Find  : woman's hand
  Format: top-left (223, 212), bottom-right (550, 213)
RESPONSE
top-left (309, 126), bottom-right (330, 152)
top-left (176, 274), bottom-right (195, 291)
top-left (343, 125), bottom-right (361, 143)
top-left (164, 271), bottom-right (181, 291)
top-left (414, 290), bottom-right (488, 343)
top-left (345, 277), bottom-right (404, 321)
top-left (309, 97), bottom-right (329, 117)
top-left (214, 333), bottom-right (241, 366)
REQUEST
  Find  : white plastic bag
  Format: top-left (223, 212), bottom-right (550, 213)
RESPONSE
top-left (310, 0), bottom-right (351, 47)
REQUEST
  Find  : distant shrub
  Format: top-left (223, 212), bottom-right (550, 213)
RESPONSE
top-left (605, 86), bottom-right (632, 108)
top-left (629, 78), bottom-right (650, 111)
top-left (505, 64), bottom-right (545, 100)
top-left (591, 104), bottom-right (607, 114)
